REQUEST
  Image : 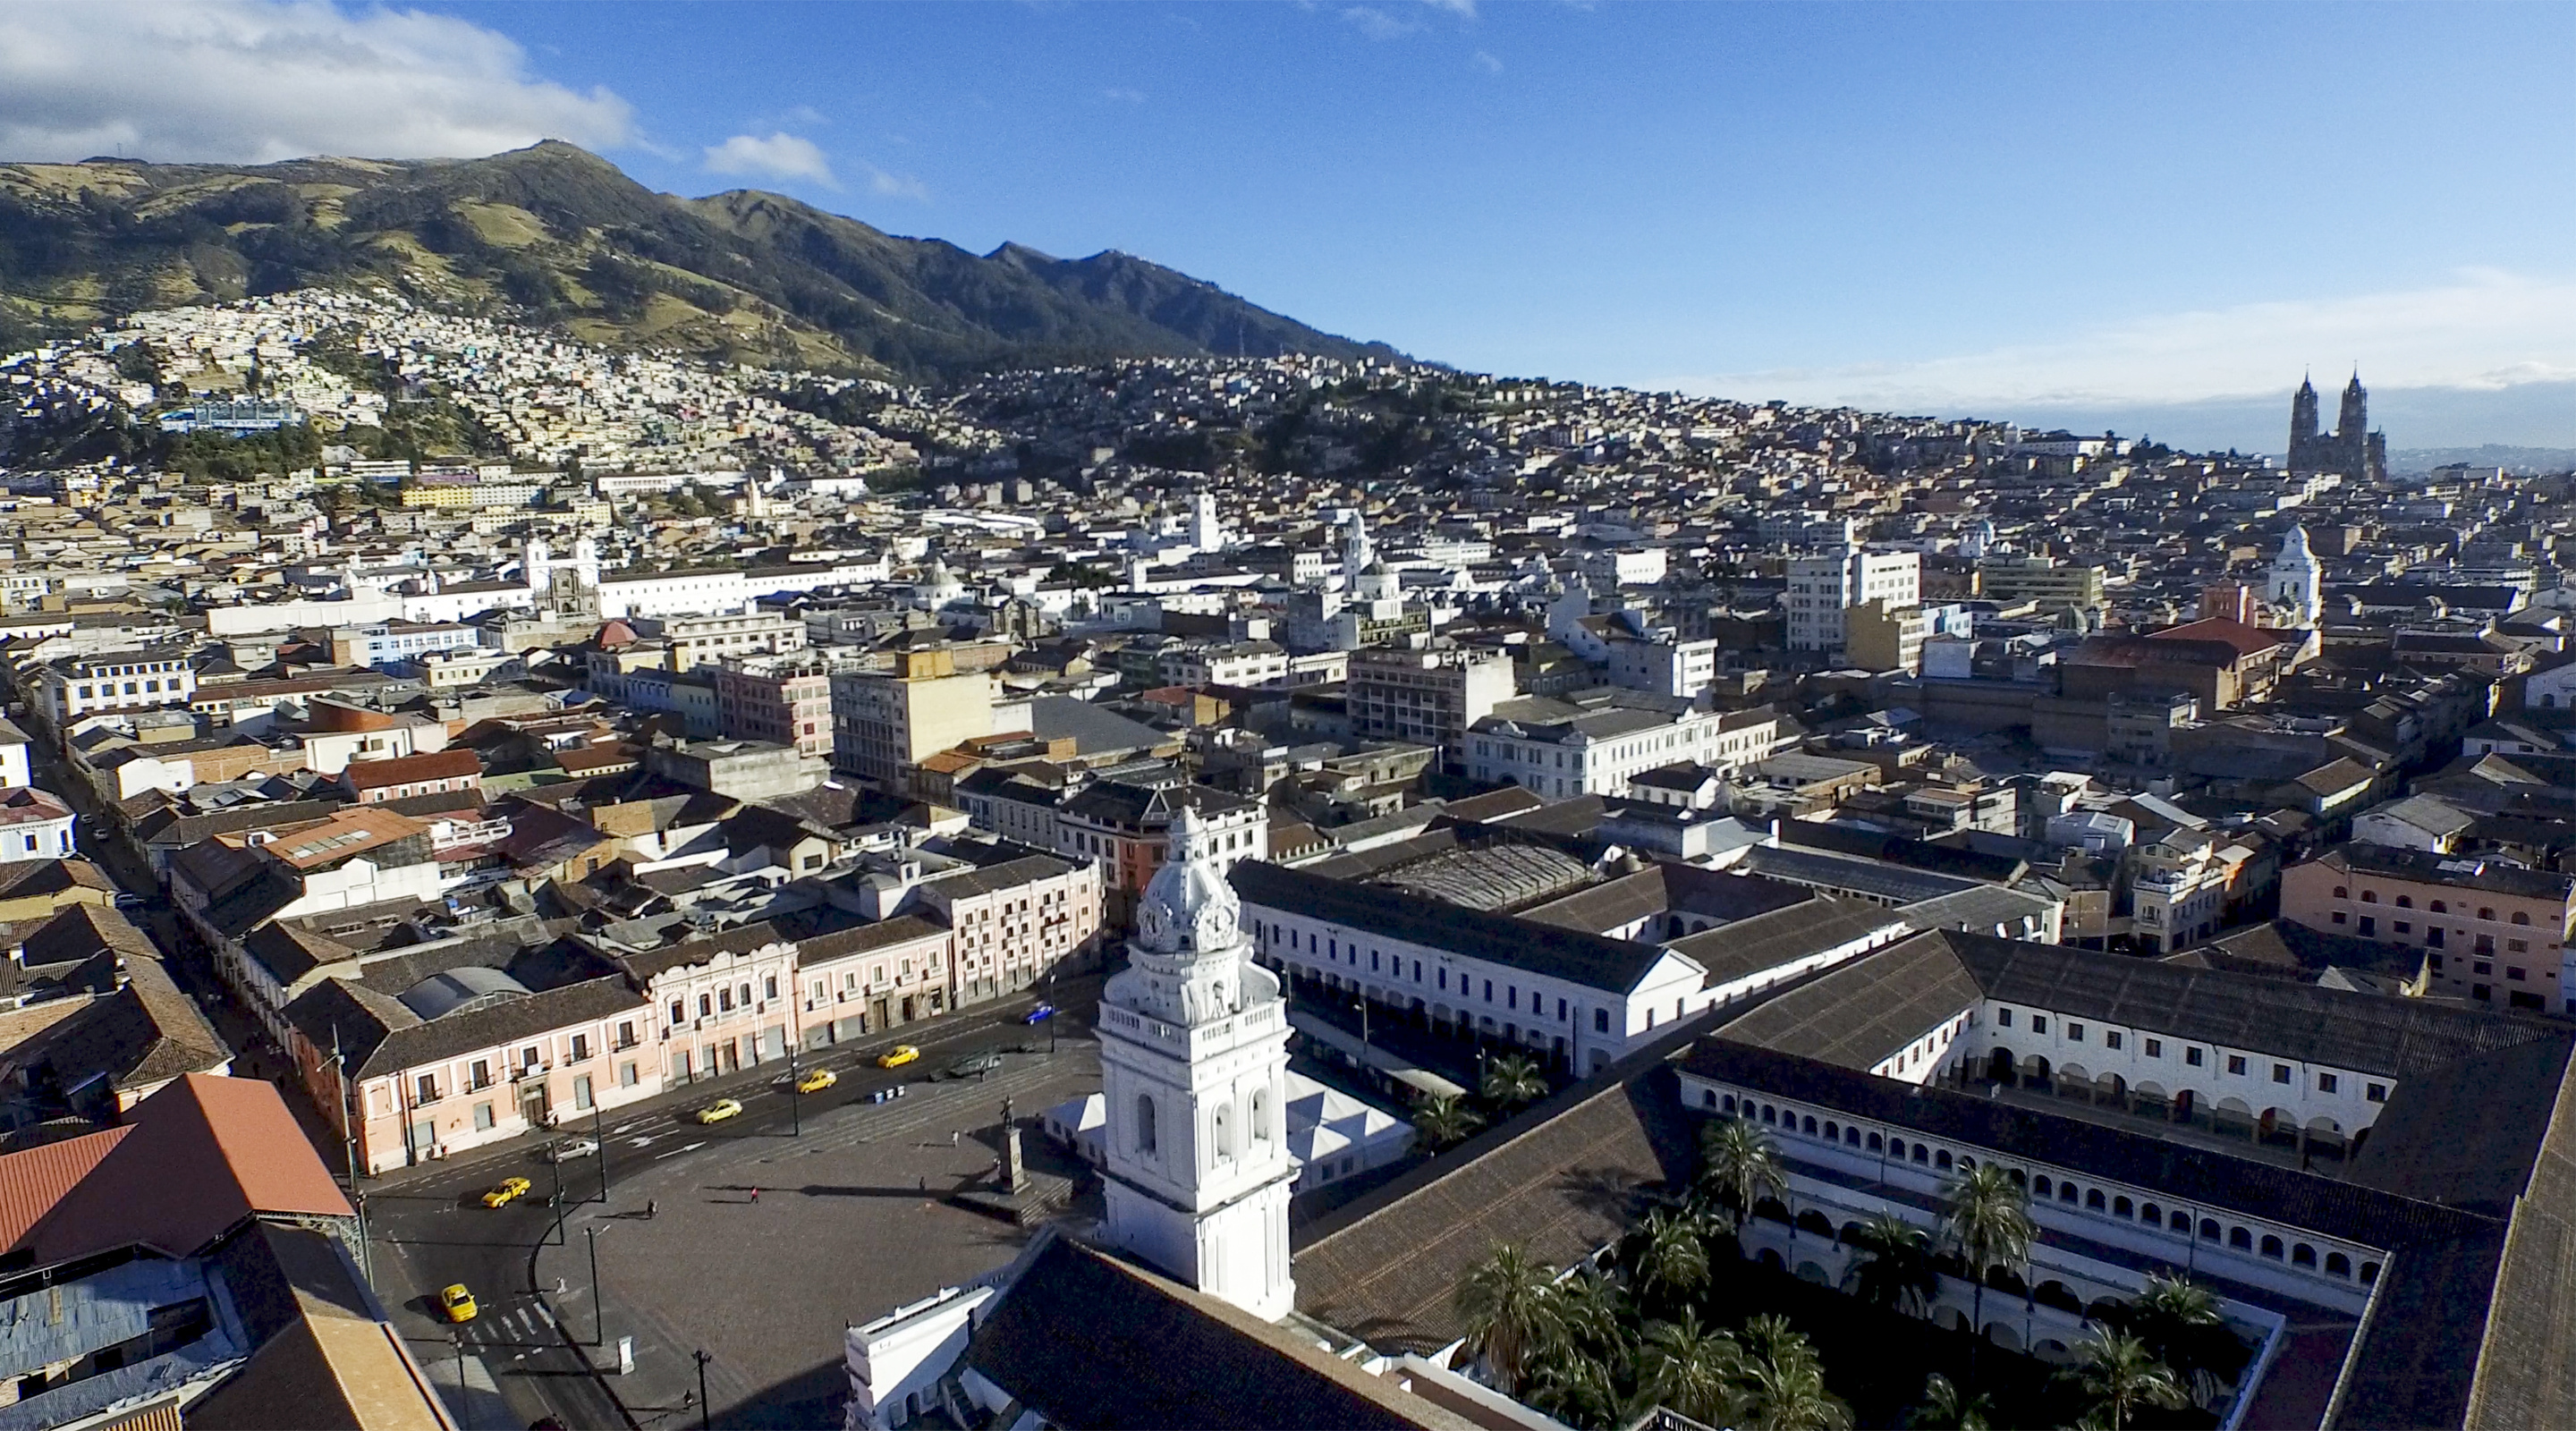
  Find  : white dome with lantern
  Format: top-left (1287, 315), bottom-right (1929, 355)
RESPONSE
top-left (1135, 804), bottom-right (1242, 958)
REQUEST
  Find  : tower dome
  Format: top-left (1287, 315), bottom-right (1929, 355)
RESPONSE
top-left (1135, 805), bottom-right (1242, 958)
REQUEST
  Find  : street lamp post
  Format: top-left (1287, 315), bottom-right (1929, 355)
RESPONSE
top-left (593, 1101), bottom-right (609, 1203)
top-left (585, 1224), bottom-right (607, 1347)
top-left (547, 1156), bottom-right (564, 1247)
top-left (694, 1348), bottom-right (714, 1431)
top-left (787, 1043), bottom-right (801, 1139)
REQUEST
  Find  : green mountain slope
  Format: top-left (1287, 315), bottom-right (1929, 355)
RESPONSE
top-left (0, 141), bottom-right (1394, 379)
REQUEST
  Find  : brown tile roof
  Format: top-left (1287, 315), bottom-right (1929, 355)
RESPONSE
top-left (1293, 1071), bottom-right (1696, 1353)
top-left (341, 748), bottom-right (481, 789)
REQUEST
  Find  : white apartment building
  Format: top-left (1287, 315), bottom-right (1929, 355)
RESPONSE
top-left (1607, 636), bottom-right (1722, 700)
top-left (1344, 645), bottom-right (1517, 764)
top-left (2128, 829), bottom-right (2250, 953)
top-left (1157, 639), bottom-right (1292, 690)
top-left (1234, 862), bottom-right (1724, 1077)
top-left (634, 611), bottom-right (809, 669)
top-left (36, 650), bottom-right (199, 726)
top-left (1785, 546), bottom-right (1921, 654)
top-left (1470, 699), bottom-right (1779, 799)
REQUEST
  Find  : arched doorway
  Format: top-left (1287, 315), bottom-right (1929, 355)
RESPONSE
top-left (1987, 1047), bottom-right (2015, 1084)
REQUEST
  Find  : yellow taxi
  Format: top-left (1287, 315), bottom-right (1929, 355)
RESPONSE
top-left (876, 1045), bottom-right (920, 1069)
top-left (795, 1067), bottom-right (837, 1094)
top-left (695, 1097), bottom-right (744, 1125)
top-left (441, 1283), bottom-right (479, 1323)
top-left (479, 1176), bottom-right (532, 1209)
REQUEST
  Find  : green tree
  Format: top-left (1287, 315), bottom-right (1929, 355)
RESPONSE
top-left (1739, 1315), bottom-right (1852, 1431)
top-left (1482, 1054), bottom-right (1548, 1111)
top-left (1695, 1116), bottom-right (1784, 1231)
top-left (1904, 1372), bottom-right (1993, 1430)
top-left (1843, 1212), bottom-right (1939, 1317)
top-left (2061, 1326), bottom-right (2189, 1431)
top-left (2112, 1274), bottom-right (2245, 1404)
top-left (1526, 1269), bottom-right (1632, 1431)
top-left (1938, 1164), bottom-right (2034, 1380)
top-left (1621, 1207), bottom-right (1710, 1319)
top-left (1413, 1095), bottom-right (1484, 1150)
top-left (1453, 1242), bottom-right (1561, 1396)
top-left (1633, 1309), bottom-right (1747, 1427)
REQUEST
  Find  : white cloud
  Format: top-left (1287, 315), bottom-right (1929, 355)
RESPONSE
top-left (0, 0), bottom-right (631, 164)
top-left (1470, 49), bottom-right (1504, 73)
top-left (1421, 0), bottom-right (1479, 14)
top-left (1671, 270), bottom-right (2576, 411)
top-left (1103, 88), bottom-right (1148, 104)
top-left (859, 164), bottom-right (931, 203)
top-left (702, 131), bottom-right (837, 188)
top-left (1342, 6), bottom-right (1424, 40)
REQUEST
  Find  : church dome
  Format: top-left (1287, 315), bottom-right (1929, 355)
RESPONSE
top-left (1134, 804), bottom-right (1242, 957)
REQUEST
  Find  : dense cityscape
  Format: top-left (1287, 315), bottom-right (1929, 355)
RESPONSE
top-left (0, 275), bottom-right (2572, 1431)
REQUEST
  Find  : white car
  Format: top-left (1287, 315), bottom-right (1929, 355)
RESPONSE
top-left (543, 1137), bottom-right (599, 1163)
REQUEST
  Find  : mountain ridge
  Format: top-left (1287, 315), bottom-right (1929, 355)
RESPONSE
top-left (0, 140), bottom-right (1397, 381)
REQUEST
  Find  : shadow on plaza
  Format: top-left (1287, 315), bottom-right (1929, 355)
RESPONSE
top-left (718, 1359), bottom-right (847, 1430)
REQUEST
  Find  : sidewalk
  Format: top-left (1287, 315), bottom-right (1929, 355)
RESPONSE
top-left (359, 978), bottom-right (1090, 1198)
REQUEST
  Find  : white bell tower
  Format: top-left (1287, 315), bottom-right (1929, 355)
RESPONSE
top-left (1097, 806), bottom-right (1299, 1322)
top-left (2267, 526), bottom-right (2322, 625)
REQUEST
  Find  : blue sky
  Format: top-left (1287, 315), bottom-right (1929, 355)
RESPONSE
top-left (4, 1), bottom-right (2572, 450)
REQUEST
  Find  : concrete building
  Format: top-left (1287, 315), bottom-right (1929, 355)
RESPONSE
top-left (1786, 546), bottom-right (1920, 654)
top-left (717, 656), bottom-right (836, 760)
top-left (645, 736), bottom-right (829, 803)
top-left (35, 649), bottom-right (199, 727)
top-left (1344, 645), bottom-right (1516, 765)
top-left (1606, 634), bottom-right (1721, 699)
top-left (1470, 698), bottom-right (1778, 800)
top-left (1977, 555), bottom-right (2108, 620)
top-left (2282, 843), bottom-right (2576, 1013)
top-left (831, 649), bottom-right (1021, 793)
top-left (1845, 599), bottom-right (1931, 675)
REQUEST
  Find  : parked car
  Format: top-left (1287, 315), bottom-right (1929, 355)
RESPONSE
top-left (479, 1176), bottom-right (532, 1209)
top-left (1022, 1003), bottom-right (1056, 1024)
top-left (441, 1284), bottom-right (479, 1323)
top-left (110, 893), bottom-right (146, 911)
top-left (793, 1067), bottom-right (837, 1094)
top-left (695, 1097), bottom-right (743, 1125)
top-left (944, 1052), bottom-right (1004, 1080)
top-left (544, 1137), bottom-right (599, 1163)
top-left (876, 1045), bottom-right (920, 1069)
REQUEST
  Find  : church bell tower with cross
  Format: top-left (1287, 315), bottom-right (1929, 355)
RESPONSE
top-left (1097, 805), bottom-right (1300, 1321)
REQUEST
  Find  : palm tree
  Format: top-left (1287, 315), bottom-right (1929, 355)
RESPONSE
top-left (1414, 1095), bottom-right (1484, 1150)
top-left (1696, 1116), bottom-right (1785, 1230)
top-left (1904, 1372), bottom-right (1993, 1430)
top-left (1939, 1164), bottom-right (2034, 1367)
top-left (1453, 1241), bottom-right (1561, 1395)
top-left (2113, 1274), bottom-right (2248, 1404)
top-left (1483, 1053), bottom-right (1549, 1110)
top-left (1739, 1315), bottom-right (1853, 1431)
top-left (1843, 1212), bottom-right (1940, 1317)
top-left (1634, 1309), bottom-right (1749, 1427)
top-left (1622, 1207), bottom-right (1711, 1318)
top-left (1528, 1269), bottom-right (1632, 1431)
top-left (1526, 1348), bottom-right (1625, 1431)
top-left (2062, 1325), bottom-right (2189, 1431)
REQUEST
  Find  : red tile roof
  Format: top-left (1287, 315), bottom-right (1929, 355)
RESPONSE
top-left (17, 1073), bottom-right (351, 1264)
top-left (2146, 616), bottom-right (2289, 658)
top-left (0, 1127), bottom-right (128, 1250)
top-left (342, 748), bottom-right (483, 790)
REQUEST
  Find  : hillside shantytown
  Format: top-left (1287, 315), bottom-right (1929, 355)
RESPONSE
top-left (4, 275), bottom-right (2576, 1431)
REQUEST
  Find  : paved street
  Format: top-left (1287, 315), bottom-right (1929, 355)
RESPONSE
top-left (368, 998), bottom-right (1103, 1430)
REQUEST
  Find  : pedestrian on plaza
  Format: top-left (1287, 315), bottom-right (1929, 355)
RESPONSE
top-left (750, 1186), bottom-right (760, 1204)
top-left (647, 1198), bottom-right (658, 1220)
top-left (950, 1129), bottom-right (959, 1147)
